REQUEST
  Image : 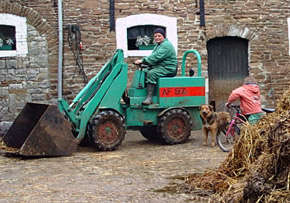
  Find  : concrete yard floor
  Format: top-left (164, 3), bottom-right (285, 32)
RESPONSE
top-left (0, 130), bottom-right (227, 203)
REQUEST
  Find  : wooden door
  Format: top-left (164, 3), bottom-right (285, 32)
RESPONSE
top-left (207, 37), bottom-right (249, 111)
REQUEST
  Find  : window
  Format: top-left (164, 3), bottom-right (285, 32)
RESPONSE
top-left (0, 14), bottom-right (28, 57)
top-left (288, 18), bottom-right (290, 55)
top-left (116, 14), bottom-right (177, 57)
top-left (0, 25), bottom-right (16, 51)
top-left (127, 25), bottom-right (164, 50)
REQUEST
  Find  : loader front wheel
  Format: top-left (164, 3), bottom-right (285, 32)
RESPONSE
top-left (89, 110), bottom-right (125, 151)
top-left (158, 108), bottom-right (192, 144)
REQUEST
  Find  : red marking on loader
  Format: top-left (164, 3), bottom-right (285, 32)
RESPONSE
top-left (159, 87), bottom-right (205, 97)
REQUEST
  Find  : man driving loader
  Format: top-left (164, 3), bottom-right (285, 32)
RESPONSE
top-left (134, 28), bottom-right (177, 105)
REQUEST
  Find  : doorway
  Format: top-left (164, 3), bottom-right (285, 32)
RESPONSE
top-left (207, 36), bottom-right (249, 111)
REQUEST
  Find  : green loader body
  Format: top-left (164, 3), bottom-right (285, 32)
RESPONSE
top-left (59, 49), bottom-right (205, 150)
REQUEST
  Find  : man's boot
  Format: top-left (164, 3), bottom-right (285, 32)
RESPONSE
top-left (142, 83), bottom-right (154, 105)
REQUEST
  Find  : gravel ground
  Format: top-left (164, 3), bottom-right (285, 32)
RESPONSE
top-left (0, 130), bottom-right (227, 203)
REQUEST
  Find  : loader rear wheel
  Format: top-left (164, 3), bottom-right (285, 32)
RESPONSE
top-left (158, 108), bottom-right (192, 144)
top-left (139, 126), bottom-right (163, 143)
top-left (89, 110), bottom-right (125, 151)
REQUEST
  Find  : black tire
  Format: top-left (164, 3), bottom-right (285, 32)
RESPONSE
top-left (79, 134), bottom-right (93, 147)
top-left (89, 110), bottom-right (125, 151)
top-left (158, 108), bottom-right (192, 144)
top-left (216, 126), bottom-right (239, 152)
top-left (139, 126), bottom-right (163, 143)
top-left (79, 125), bottom-right (95, 147)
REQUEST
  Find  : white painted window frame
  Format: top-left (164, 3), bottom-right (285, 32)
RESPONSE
top-left (0, 14), bottom-right (28, 57)
top-left (116, 14), bottom-right (177, 58)
top-left (288, 17), bottom-right (290, 55)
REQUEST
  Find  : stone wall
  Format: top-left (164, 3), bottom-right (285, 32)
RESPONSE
top-left (0, 0), bottom-right (58, 122)
top-left (0, 0), bottom-right (289, 122)
top-left (0, 25), bottom-right (50, 121)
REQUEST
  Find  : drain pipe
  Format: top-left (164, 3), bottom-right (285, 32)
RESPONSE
top-left (205, 77), bottom-right (209, 104)
top-left (57, 0), bottom-right (63, 100)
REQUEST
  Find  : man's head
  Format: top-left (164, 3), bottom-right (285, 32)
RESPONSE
top-left (153, 28), bottom-right (165, 44)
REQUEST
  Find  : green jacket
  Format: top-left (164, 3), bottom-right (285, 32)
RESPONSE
top-left (142, 39), bottom-right (177, 72)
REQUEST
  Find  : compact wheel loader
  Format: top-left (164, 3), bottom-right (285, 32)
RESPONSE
top-left (1, 49), bottom-right (205, 157)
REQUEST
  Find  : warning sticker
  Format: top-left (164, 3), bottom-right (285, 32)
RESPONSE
top-left (159, 87), bottom-right (205, 97)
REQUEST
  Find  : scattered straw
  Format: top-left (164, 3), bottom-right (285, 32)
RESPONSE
top-left (168, 88), bottom-right (290, 202)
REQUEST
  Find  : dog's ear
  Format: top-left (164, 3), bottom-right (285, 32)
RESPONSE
top-left (209, 105), bottom-right (214, 111)
top-left (199, 105), bottom-right (202, 110)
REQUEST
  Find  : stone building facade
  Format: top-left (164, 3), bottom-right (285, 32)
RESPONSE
top-left (0, 0), bottom-right (289, 122)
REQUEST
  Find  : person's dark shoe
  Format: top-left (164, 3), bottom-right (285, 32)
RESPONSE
top-left (142, 83), bottom-right (154, 105)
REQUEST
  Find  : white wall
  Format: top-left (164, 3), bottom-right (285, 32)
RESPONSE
top-left (288, 18), bottom-right (290, 55)
top-left (0, 14), bottom-right (28, 57)
top-left (116, 14), bottom-right (177, 58)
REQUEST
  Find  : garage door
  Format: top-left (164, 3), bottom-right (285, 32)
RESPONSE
top-left (207, 36), bottom-right (249, 111)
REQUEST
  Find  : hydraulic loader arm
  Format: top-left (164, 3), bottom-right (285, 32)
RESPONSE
top-left (58, 49), bottom-right (127, 140)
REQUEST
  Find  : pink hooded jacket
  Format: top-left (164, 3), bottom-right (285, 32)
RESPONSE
top-left (227, 83), bottom-right (262, 115)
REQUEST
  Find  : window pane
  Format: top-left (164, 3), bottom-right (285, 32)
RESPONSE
top-left (127, 25), bottom-right (166, 50)
top-left (0, 25), bottom-right (16, 51)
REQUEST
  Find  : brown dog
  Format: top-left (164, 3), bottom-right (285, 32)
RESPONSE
top-left (199, 104), bottom-right (231, 147)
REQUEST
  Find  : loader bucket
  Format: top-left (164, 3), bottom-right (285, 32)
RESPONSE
top-left (2, 103), bottom-right (77, 157)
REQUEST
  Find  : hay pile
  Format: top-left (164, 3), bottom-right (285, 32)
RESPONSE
top-left (179, 88), bottom-right (290, 202)
top-left (0, 139), bottom-right (20, 154)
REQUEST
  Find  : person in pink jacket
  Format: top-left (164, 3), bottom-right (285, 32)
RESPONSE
top-left (226, 76), bottom-right (264, 124)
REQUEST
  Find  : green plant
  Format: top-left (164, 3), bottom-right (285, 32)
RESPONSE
top-left (0, 34), bottom-right (14, 49)
top-left (135, 35), bottom-right (153, 47)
